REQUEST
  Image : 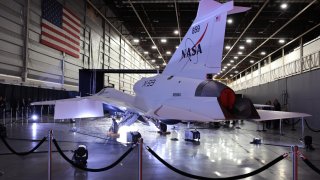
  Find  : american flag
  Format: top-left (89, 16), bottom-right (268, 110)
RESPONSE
top-left (41, 0), bottom-right (81, 58)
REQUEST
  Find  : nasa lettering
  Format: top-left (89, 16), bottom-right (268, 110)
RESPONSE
top-left (142, 79), bottom-right (156, 87)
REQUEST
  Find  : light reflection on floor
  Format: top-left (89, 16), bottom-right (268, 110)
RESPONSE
top-left (0, 117), bottom-right (319, 179)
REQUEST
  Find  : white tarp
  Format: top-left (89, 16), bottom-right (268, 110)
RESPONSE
top-left (54, 99), bottom-right (104, 119)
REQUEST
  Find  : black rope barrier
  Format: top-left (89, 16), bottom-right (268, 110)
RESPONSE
top-left (304, 119), bottom-right (320, 133)
top-left (300, 155), bottom-right (320, 175)
top-left (52, 139), bottom-right (134, 172)
top-left (0, 136), bottom-right (47, 156)
top-left (146, 146), bottom-right (288, 180)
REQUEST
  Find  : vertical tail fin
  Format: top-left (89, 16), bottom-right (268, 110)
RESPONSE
top-left (163, 0), bottom-right (249, 79)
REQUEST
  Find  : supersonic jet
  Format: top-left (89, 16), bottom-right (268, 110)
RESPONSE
top-left (32, 0), bottom-right (311, 133)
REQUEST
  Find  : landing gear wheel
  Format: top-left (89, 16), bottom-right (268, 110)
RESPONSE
top-left (159, 123), bottom-right (167, 133)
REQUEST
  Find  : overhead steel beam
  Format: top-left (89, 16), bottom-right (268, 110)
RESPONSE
top-left (222, 0), bottom-right (269, 62)
top-left (123, 0), bottom-right (311, 3)
top-left (222, 0), bottom-right (318, 78)
top-left (80, 69), bottom-right (163, 74)
top-left (174, 0), bottom-right (182, 42)
top-left (128, 0), bottom-right (166, 64)
top-left (145, 36), bottom-right (291, 40)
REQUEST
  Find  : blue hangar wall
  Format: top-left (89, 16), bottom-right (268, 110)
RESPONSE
top-left (236, 68), bottom-right (320, 128)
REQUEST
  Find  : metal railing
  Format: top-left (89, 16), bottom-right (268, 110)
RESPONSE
top-left (230, 50), bottom-right (320, 91)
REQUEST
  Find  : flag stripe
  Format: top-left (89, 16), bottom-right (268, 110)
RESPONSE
top-left (42, 21), bottom-right (79, 46)
top-left (41, 37), bottom-right (79, 58)
top-left (62, 17), bottom-right (80, 33)
top-left (64, 7), bottom-right (81, 22)
top-left (42, 31), bottom-right (79, 52)
top-left (63, 9), bottom-right (81, 27)
top-left (62, 23), bottom-right (80, 39)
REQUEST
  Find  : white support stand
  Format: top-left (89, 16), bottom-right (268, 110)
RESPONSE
top-left (301, 117), bottom-right (304, 139)
top-left (291, 145), bottom-right (298, 180)
top-left (48, 130), bottom-right (53, 180)
top-left (138, 138), bottom-right (143, 180)
top-left (279, 119), bottom-right (284, 135)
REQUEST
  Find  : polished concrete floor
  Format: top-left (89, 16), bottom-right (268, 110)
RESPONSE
top-left (0, 116), bottom-right (320, 180)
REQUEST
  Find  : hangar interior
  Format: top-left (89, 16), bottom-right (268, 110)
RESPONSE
top-left (0, 0), bottom-right (320, 179)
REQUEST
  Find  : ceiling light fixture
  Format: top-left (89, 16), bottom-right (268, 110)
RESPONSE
top-left (239, 46), bottom-right (245, 50)
top-left (250, 60), bottom-right (254, 63)
top-left (166, 51), bottom-right (171, 55)
top-left (174, 30), bottom-right (179, 35)
top-left (280, 3), bottom-right (288, 9)
top-left (133, 39), bottom-right (139, 43)
top-left (246, 39), bottom-right (252, 43)
top-left (151, 45), bottom-right (157, 49)
top-left (225, 45), bottom-right (231, 50)
top-left (238, 51), bottom-right (243, 55)
top-left (144, 51), bottom-right (149, 54)
top-left (261, 51), bottom-right (266, 55)
top-left (279, 39), bottom-right (285, 44)
top-left (230, 60), bottom-right (234, 63)
top-left (234, 56), bottom-right (238, 59)
top-left (161, 38), bottom-right (167, 43)
top-left (227, 18), bottom-right (233, 24)
top-left (176, 46), bottom-right (179, 49)
top-left (151, 59), bottom-right (156, 63)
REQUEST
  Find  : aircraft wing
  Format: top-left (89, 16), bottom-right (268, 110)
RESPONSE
top-left (31, 88), bottom-right (145, 119)
top-left (255, 110), bottom-right (311, 121)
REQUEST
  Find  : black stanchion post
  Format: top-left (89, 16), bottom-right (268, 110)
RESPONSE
top-left (2, 109), bottom-right (5, 125)
top-left (26, 107), bottom-right (28, 123)
top-left (10, 108), bottom-right (12, 125)
top-left (139, 138), bottom-right (143, 180)
top-left (15, 108), bottom-right (18, 122)
top-left (41, 106), bottom-right (43, 122)
top-left (291, 146), bottom-right (298, 180)
top-left (21, 107), bottom-right (24, 122)
top-left (301, 117), bottom-right (304, 139)
top-left (48, 130), bottom-right (53, 180)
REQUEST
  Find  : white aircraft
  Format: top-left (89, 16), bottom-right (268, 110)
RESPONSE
top-left (32, 0), bottom-right (310, 133)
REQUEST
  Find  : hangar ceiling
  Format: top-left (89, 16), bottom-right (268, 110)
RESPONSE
top-left (93, 0), bottom-right (320, 81)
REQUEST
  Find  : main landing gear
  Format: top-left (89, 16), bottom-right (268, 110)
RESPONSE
top-left (157, 122), bottom-right (170, 135)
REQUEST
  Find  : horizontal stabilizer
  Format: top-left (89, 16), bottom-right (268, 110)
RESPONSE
top-left (255, 110), bottom-right (311, 121)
